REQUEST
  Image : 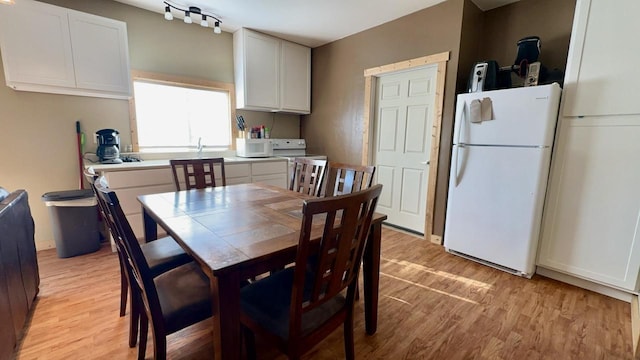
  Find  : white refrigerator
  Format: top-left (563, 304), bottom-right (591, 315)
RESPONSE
top-left (444, 83), bottom-right (561, 278)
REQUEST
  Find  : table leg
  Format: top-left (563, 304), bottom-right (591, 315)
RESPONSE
top-left (363, 222), bottom-right (381, 335)
top-left (211, 272), bottom-right (241, 360)
top-left (142, 208), bottom-right (157, 242)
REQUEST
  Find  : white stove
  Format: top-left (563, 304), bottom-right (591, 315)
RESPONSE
top-left (270, 138), bottom-right (327, 180)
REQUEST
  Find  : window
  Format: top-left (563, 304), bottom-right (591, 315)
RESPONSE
top-left (130, 71), bottom-right (235, 152)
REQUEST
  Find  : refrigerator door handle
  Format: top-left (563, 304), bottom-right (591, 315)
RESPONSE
top-left (454, 144), bottom-right (466, 186)
top-left (456, 101), bottom-right (466, 145)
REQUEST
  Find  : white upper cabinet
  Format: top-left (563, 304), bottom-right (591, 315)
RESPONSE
top-left (234, 28), bottom-right (311, 114)
top-left (0, 0), bottom-right (131, 99)
top-left (280, 41), bottom-right (311, 113)
top-left (234, 29), bottom-right (280, 110)
top-left (68, 12), bottom-right (131, 95)
top-left (562, 0), bottom-right (640, 116)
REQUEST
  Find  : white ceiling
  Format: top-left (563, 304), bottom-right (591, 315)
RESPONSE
top-left (113, 0), bottom-right (519, 48)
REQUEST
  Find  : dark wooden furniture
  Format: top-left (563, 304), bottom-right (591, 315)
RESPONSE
top-left (321, 162), bottom-right (376, 197)
top-left (86, 171), bottom-right (192, 348)
top-left (289, 157), bottom-right (327, 196)
top-left (96, 182), bottom-right (212, 360)
top-left (240, 185), bottom-right (382, 359)
top-left (0, 190), bottom-right (39, 360)
top-left (170, 158), bottom-right (226, 190)
top-left (138, 183), bottom-right (387, 360)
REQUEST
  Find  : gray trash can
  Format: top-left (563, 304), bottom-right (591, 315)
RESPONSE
top-left (42, 189), bottom-right (100, 258)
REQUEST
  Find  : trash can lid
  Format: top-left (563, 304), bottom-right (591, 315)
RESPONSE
top-left (42, 189), bottom-right (95, 201)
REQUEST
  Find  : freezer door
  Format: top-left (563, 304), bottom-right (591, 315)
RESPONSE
top-left (444, 145), bottom-right (552, 275)
top-left (453, 83), bottom-right (561, 147)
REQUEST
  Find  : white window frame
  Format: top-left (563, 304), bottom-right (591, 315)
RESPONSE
top-left (129, 70), bottom-right (237, 152)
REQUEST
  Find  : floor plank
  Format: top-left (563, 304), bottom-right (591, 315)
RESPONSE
top-left (15, 227), bottom-right (633, 359)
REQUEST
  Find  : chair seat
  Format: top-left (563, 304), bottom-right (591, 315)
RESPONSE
top-left (241, 267), bottom-right (345, 340)
top-left (155, 262), bottom-right (213, 334)
top-left (141, 236), bottom-right (192, 278)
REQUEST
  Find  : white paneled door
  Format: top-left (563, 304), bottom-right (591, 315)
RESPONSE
top-left (374, 65), bottom-right (437, 234)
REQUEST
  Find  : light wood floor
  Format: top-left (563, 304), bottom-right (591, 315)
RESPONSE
top-left (16, 227), bottom-right (633, 359)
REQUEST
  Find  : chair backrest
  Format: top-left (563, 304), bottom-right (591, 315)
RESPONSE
top-left (289, 158), bottom-right (327, 197)
top-left (93, 181), bottom-right (168, 336)
top-left (170, 158), bottom-right (226, 191)
top-left (321, 162), bottom-right (376, 197)
top-left (289, 184), bottom-right (383, 339)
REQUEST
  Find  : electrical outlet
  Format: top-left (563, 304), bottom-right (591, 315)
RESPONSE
top-left (93, 134), bottom-right (97, 144)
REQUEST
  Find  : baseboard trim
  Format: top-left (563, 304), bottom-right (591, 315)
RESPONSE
top-left (430, 234), bottom-right (442, 245)
top-left (35, 240), bottom-right (55, 252)
top-left (632, 295), bottom-right (640, 359)
top-left (535, 267), bottom-right (634, 302)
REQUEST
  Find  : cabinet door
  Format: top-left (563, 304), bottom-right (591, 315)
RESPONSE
top-left (538, 115), bottom-right (640, 290)
top-left (252, 174), bottom-right (287, 189)
top-left (236, 29), bottom-right (280, 110)
top-left (251, 161), bottom-right (287, 176)
top-left (68, 11), bottom-right (131, 95)
top-left (562, 0), bottom-right (640, 116)
top-left (280, 41), bottom-right (311, 113)
top-left (0, 0), bottom-right (76, 88)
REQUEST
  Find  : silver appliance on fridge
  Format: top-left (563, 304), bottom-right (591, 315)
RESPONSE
top-left (444, 83), bottom-right (561, 277)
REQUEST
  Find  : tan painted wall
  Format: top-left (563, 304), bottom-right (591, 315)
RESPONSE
top-left (303, 0), bottom-right (466, 236)
top-left (0, 0), bottom-right (299, 249)
top-left (304, 0), bottom-right (576, 236)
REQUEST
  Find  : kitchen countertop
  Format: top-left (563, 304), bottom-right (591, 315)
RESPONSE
top-left (86, 156), bottom-right (287, 172)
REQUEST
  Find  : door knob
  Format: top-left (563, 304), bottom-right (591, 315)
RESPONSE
top-left (421, 160), bottom-right (430, 165)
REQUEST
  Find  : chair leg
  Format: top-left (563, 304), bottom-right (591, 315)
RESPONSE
top-left (118, 253), bottom-right (128, 317)
top-left (344, 311), bottom-right (355, 360)
top-left (153, 326), bottom-right (167, 360)
top-left (138, 311), bottom-right (148, 360)
top-left (242, 326), bottom-right (257, 360)
top-left (129, 288), bottom-right (140, 348)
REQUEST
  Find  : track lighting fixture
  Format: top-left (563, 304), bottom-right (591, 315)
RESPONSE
top-left (163, 1), bottom-right (222, 34)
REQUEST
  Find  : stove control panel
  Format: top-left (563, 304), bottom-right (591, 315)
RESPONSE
top-left (271, 139), bottom-right (306, 150)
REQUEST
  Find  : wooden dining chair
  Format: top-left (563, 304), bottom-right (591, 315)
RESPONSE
top-left (320, 162), bottom-right (376, 300)
top-left (321, 162), bottom-right (376, 197)
top-left (170, 158), bottom-right (226, 190)
top-left (240, 184), bottom-right (383, 360)
top-left (95, 181), bottom-right (213, 360)
top-left (289, 157), bottom-right (327, 197)
top-left (85, 170), bottom-right (192, 349)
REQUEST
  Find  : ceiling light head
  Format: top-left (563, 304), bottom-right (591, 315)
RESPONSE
top-left (0, 0), bottom-right (15, 4)
top-left (213, 21), bottom-right (221, 34)
top-left (164, 6), bottom-right (173, 20)
top-left (183, 11), bottom-right (192, 24)
top-left (200, 15), bottom-right (208, 27)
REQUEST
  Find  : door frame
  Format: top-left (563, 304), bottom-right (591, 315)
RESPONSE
top-left (361, 51), bottom-right (449, 243)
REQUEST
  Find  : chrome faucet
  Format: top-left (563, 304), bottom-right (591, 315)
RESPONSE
top-left (197, 137), bottom-right (203, 157)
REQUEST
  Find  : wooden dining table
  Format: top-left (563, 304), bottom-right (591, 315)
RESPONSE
top-left (138, 183), bottom-right (387, 360)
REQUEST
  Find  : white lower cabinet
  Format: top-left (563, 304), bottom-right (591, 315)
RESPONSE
top-left (537, 115), bottom-right (640, 291)
top-left (251, 161), bottom-right (288, 188)
top-left (98, 160), bottom-right (287, 242)
top-left (102, 168), bottom-right (175, 241)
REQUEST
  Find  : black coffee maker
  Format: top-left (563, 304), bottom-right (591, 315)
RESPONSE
top-left (96, 129), bottom-right (123, 164)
